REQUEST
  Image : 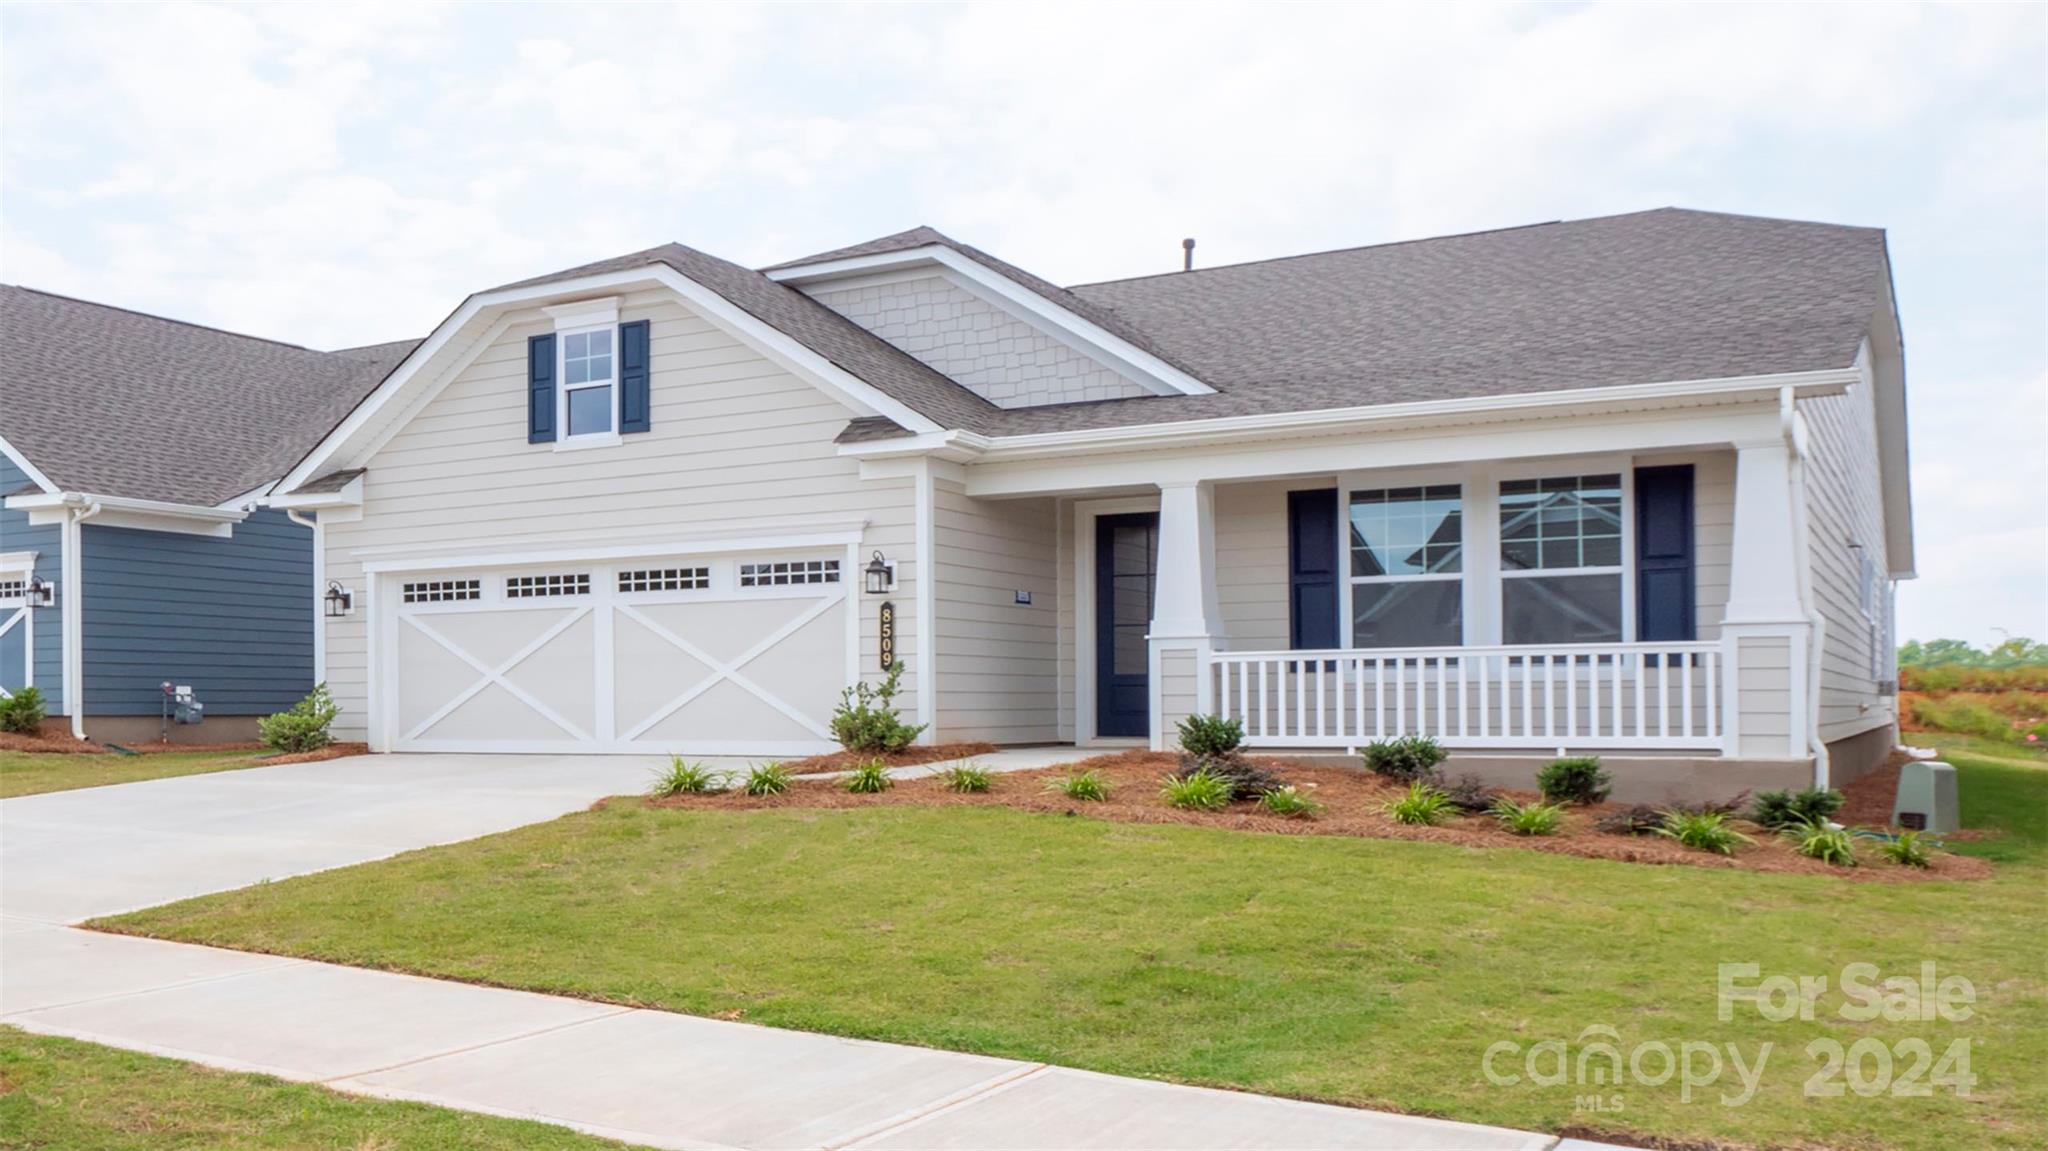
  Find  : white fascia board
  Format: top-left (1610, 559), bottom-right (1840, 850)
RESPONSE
top-left (768, 245), bottom-right (1216, 398)
top-left (9, 491), bottom-right (247, 537)
top-left (265, 473), bottom-right (364, 510)
top-left (358, 527), bottom-right (869, 576)
top-left (0, 433), bottom-right (59, 494)
top-left (278, 264), bottom-right (946, 495)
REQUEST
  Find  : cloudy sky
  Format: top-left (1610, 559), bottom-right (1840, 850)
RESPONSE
top-left (2, 2), bottom-right (2042, 644)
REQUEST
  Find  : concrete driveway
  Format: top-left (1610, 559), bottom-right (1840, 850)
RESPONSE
top-left (1, 752), bottom-right (1566, 1151)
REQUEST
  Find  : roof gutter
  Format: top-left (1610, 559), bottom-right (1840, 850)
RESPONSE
top-left (3, 490), bottom-right (250, 524)
top-left (836, 366), bottom-right (1862, 464)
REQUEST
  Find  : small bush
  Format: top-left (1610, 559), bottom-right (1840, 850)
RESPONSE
top-left (1259, 785), bottom-right (1322, 818)
top-left (1596, 804), bottom-right (1666, 836)
top-left (650, 757), bottom-right (725, 797)
top-left (1751, 787), bottom-right (1846, 830)
top-left (1536, 756), bottom-right (1611, 804)
top-left (1655, 810), bottom-right (1753, 855)
top-left (1490, 795), bottom-right (1566, 836)
top-left (844, 759), bottom-right (893, 794)
top-left (0, 685), bottom-right (47, 734)
top-left (1160, 768), bottom-right (1234, 812)
top-left (1437, 773), bottom-right (1501, 814)
top-left (1381, 780), bottom-right (1456, 826)
top-left (741, 762), bottom-right (792, 796)
top-left (938, 763), bottom-right (993, 793)
top-left (1864, 828), bottom-right (1936, 868)
top-left (1048, 769), bottom-right (1110, 802)
top-left (1363, 735), bottom-right (1446, 783)
top-left (1176, 713), bottom-right (1245, 758)
top-left (1782, 814), bottom-right (1858, 866)
top-left (830, 662), bottom-right (928, 753)
top-left (1172, 752), bottom-right (1281, 800)
top-left (258, 684), bottom-right (339, 753)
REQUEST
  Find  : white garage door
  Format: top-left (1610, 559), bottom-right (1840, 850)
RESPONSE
top-left (385, 553), bottom-right (851, 755)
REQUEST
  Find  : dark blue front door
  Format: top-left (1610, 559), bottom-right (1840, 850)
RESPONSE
top-left (1096, 512), bottom-right (1158, 738)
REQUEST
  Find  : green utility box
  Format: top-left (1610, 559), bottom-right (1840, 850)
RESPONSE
top-left (1892, 760), bottom-right (1959, 834)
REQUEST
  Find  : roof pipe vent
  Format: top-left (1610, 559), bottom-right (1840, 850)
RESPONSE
top-left (1181, 238), bottom-right (1195, 272)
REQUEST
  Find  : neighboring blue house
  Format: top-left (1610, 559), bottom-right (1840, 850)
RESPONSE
top-left (0, 286), bottom-right (411, 743)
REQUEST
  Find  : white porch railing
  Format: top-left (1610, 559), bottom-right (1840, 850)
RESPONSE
top-left (1208, 642), bottom-right (1725, 751)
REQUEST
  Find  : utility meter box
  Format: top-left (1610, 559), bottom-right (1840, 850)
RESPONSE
top-left (161, 682), bottom-right (205, 727)
top-left (1892, 760), bottom-right (1959, 834)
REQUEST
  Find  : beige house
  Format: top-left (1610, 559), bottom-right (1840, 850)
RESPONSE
top-left (272, 209), bottom-right (1912, 798)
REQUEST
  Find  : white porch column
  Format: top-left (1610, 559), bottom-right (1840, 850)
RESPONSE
top-left (1148, 481), bottom-right (1220, 750)
top-left (1723, 437), bottom-right (1811, 759)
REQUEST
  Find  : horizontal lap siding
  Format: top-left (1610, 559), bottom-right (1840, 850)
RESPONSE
top-left (322, 290), bottom-right (916, 743)
top-left (81, 509), bottom-right (312, 715)
top-left (934, 480), bottom-right (1058, 743)
top-left (1800, 375), bottom-right (1897, 741)
top-left (1215, 481), bottom-right (1293, 651)
top-left (0, 456), bottom-right (63, 711)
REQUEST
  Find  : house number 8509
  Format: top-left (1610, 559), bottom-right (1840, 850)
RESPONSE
top-left (878, 601), bottom-right (896, 672)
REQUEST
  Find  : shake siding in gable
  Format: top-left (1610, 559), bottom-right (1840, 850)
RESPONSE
top-left (318, 288), bottom-right (918, 742)
top-left (932, 479), bottom-right (1058, 743)
top-left (1799, 370), bottom-right (1898, 743)
top-left (0, 455), bottom-right (63, 712)
top-left (80, 509), bottom-right (313, 715)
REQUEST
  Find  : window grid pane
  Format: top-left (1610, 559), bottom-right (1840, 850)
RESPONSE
top-left (1499, 473), bottom-right (1621, 571)
top-left (1349, 484), bottom-right (1462, 578)
top-left (402, 579), bottom-right (481, 604)
top-left (738, 559), bottom-right (840, 588)
top-left (0, 578), bottom-right (26, 600)
top-left (505, 573), bottom-right (591, 598)
top-left (618, 567), bottom-right (710, 593)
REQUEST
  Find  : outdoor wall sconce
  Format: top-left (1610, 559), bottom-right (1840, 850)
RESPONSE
top-left (25, 575), bottom-right (54, 607)
top-left (324, 580), bottom-right (355, 618)
top-left (863, 550), bottom-right (896, 595)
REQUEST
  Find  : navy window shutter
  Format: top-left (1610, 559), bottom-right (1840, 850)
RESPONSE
top-left (527, 333), bottom-right (556, 444)
top-left (1634, 465), bottom-right (1695, 641)
top-left (619, 319), bottom-right (651, 434)
top-left (1288, 488), bottom-right (1340, 650)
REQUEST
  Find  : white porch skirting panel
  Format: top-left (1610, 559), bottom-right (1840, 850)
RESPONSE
top-left (1209, 642), bottom-right (1726, 751)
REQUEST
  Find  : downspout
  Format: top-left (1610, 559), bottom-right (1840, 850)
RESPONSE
top-left (1780, 387), bottom-right (1831, 788)
top-left (285, 509), bottom-right (324, 686)
top-left (60, 497), bottom-right (103, 740)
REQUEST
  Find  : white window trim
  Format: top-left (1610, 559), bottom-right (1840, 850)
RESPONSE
top-left (1343, 480), bottom-right (1467, 650)
top-left (555, 320), bottom-right (621, 449)
top-left (1336, 459), bottom-right (1638, 650)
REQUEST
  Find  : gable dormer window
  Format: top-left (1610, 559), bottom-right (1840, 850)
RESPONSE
top-left (560, 326), bottom-right (616, 439)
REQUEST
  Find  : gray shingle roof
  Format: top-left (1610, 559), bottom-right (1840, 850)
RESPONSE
top-left (832, 208), bottom-right (1892, 440)
top-left (0, 286), bottom-right (403, 505)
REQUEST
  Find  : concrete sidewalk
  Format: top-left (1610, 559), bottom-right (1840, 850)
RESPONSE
top-left (1, 752), bottom-right (1563, 1150)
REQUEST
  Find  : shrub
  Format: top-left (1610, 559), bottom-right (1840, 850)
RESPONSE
top-left (1654, 810), bottom-right (1753, 855)
top-left (1437, 773), bottom-right (1501, 814)
top-left (1536, 756), bottom-right (1611, 804)
top-left (1175, 713), bottom-right (1245, 758)
top-left (258, 684), bottom-right (339, 753)
top-left (649, 757), bottom-right (725, 797)
top-left (1160, 768), bottom-right (1234, 812)
top-left (844, 759), bottom-right (893, 794)
top-left (1751, 787), bottom-right (1846, 830)
top-left (1048, 769), bottom-right (1110, 802)
top-left (1490, 796), bottom-right (1566, 836)
top-left (741, 762), bottom-right (792, 796)
top-left (1863, 827), bottom-right (1935, 868)
top-left (1172, 752), bottom-right (1281, 801)
top-left (1782, 814), bottom-right (1858, 866)
top-left (1363, 735), bottom-right (1446, 783)
top-left (1381, 780), bottom-right (1456, 826)
top-left (938, 763), bottom-right (993, 793)
top-left (830, 662), bottom-right (928, 753)
top-left (0, 685), bottom-right (47, 734)
top-left (1259, 785), bottom-right (1322, 818)
top-left (1596, 804), bottom-right (1666, 836)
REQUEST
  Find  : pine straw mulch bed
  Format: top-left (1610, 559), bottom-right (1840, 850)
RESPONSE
top-left (783, 742), bottom-right (998, 773)
top-left (642, 751), bottom-right (1990, 883)
top-left (0, 732), bottom-right (368, 764)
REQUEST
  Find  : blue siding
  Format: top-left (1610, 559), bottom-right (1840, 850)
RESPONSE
top-left (0, 456), bottom-right (64, 713)
top-left (80, 508), bottom-right (313, 716)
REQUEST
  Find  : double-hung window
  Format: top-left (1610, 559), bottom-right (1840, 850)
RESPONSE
top-left (559, 326), bottom-right (616, 439)
top-left (1347, 485), bottom-right (1463, 648)
top-left (1499, 473), bottom-right (1624, 644)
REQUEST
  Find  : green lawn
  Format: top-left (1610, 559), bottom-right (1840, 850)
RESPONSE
top-left (99, 737), bottom-right (2048, 1151)
top-left (0, 749), bottom-right (276, 799)
top-left (0, 1027), bottom-right (630, 1149)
